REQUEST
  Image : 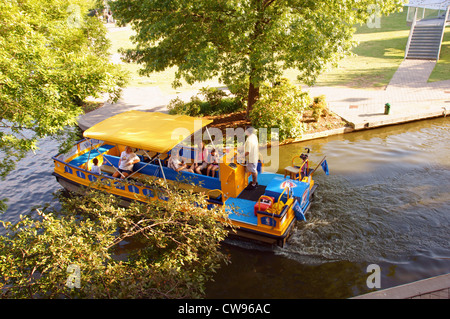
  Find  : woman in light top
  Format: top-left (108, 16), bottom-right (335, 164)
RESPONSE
top-left (168, 149), bottom-right (194, 173)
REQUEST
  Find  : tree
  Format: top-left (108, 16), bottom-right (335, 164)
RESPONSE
top-left (0, 0), bottom-right (128, 179)
top-left (110, 0), bottom-right (404, 116)
top-left (0, 180), bottom-right (232, 298)
top-left (250, 78), bottom-right (312, 141)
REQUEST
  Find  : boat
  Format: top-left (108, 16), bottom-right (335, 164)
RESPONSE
top-left (52, 111), bottom-right (328, 247)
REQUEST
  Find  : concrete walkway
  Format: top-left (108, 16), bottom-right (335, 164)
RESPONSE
top-left (79, 86), bottom-right (190, 130)
top-left (353, 273), bottom-right (450, 299)
top-left (305, 59), bottom-right (450, 130)
top-left (78, 59), bottom-right (449, 131)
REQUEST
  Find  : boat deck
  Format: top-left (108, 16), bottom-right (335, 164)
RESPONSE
top-left (225, 172), bottom-right (281, 226)
top-left (68, 144), bottom-right (115, 167)
top-left (225, 197), bottom-right (258, 226)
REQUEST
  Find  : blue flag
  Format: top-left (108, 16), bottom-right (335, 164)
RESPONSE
top-left (293, 200), bottom-right (306, 221)
top-left (321, 159), bottom-right (329, 175)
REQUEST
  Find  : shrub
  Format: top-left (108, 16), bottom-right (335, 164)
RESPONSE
top-left (311, 95), bottom-right (329, 122)
top-left (199, 87), bottom-right (228, 107)
top-left (0, 181), bottom-right (232, 299)
top-left (168, 87), bottom-right (243, 117)
top-left (249, 79), bottom-right (312, 141)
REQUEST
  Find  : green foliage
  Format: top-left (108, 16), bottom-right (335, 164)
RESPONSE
top-left (0, 180), bottom-right (232, 298)
top-left (0, 0), bottom-right (128, 178)
top-left (168, 87), bottom-right (243, 117)
top-left (311, 95), bottom-right (329, 122)
top-left (250, 79), bottom-right (312, 141)
top-left (111, 0), bottom-right (404, 112)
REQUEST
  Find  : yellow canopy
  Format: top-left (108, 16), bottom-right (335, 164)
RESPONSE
top-left (83, 111), bottom-right (212, 153)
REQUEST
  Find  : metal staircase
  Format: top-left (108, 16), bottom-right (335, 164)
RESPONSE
top-left (406, 24), bottom-right (444, 60)
top-left (404, 5), bottom-right (449, 61)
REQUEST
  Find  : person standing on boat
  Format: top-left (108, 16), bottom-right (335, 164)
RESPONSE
top-left (113, 146), bottom-right (140, 179)
top-left (244, 126), bottom-right (259, 190)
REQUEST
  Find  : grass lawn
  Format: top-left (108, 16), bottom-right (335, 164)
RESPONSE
top-left (296, 10), bottom-right (411, 89)
top-left (428, 26), bottom-right (450, 82)
top-left (106, 27), bottom-right (221, 94)
top-left (106, 8), bottom-right (448, 92)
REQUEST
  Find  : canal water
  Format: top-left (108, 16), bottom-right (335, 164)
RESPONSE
top-left (0, 117), bottom-right (449, 298)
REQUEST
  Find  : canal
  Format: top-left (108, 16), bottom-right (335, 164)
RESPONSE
top-left (0, 117), bottom-right (449, 298)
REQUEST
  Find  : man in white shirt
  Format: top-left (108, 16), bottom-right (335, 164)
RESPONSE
top-left (113, 146), bottom-right (140, 179)
top-left (244, 126), bottom-right (259, 190)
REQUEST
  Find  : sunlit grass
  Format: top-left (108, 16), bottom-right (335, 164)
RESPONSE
top-left (428, 27), bottom-right (450, 82)
top-left (106, 9), bottom-right (448, 92)
top-left (303, 10), bottom-right (411, 89)
top-left (106, 27), bottom-right (221, 94)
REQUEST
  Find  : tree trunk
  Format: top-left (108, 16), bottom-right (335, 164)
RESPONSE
top-left (246, 80), bottom-right (259, 119)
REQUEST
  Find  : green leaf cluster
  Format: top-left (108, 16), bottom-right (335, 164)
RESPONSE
top-left (168, 86), bottom-right (243, 117)
top-left (0, 180), bottom-right (232, 298)
top-left (110, 0), bottom-right (404, 112)
top-left (0, 0), bottom-right (128, 178)
top-left (250, 78), bottom-right (311, 141)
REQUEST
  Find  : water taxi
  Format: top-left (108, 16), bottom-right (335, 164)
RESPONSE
top-left (52, 111), bottom-right (328, 246)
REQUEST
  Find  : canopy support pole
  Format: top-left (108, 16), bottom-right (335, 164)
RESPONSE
top-left (126, 151), bottom-right (161, 179)
top-left (158, 157), bottom-right (168, 187)
top-left (205, 127), bottom-right (216, 151)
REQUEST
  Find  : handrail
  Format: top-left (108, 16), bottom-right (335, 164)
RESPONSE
top-left (436, 6), bottom-right (450, 60)
top-left (405, 7), bottom-right (418, 59)
top-left (206, 189), bottom-right (227, 204)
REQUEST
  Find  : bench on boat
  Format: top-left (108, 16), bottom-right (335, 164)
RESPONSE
top-left (68, 144), bottom-right (115, 167)
top-left (101, 154), bottom-right (221, 190)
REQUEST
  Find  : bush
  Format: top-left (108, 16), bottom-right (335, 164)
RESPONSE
top-left (168, 87), bottom-right (244, 117)
top-left (0, 180), bottom-right (232, 299)
top-left (249, 79), bottom-right (312, 141)
top-left (311, 95), bottom-right (329, 122)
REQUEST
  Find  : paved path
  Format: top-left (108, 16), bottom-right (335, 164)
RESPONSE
top-left (79, 86), bottom-right (191, 130)
top-left (305, 59), bottom-right (450, 130)
top-left (353, 273), bottom-right (450, 299)
top-left (77, 31), bottom-right (450, 131)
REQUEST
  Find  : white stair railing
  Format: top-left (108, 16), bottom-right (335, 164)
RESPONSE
top-left (405, 7), bottom-right (418, 59)
top-left (436, 6), bottom-right (450, 60)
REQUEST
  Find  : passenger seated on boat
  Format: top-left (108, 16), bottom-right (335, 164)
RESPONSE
top-left (168, 150), bottom-right (194, 173)
top-left (190, 141), bottom-right (208, 174)
top-left (112, 146), bottom-right (140, 179)
top-left (206, 149), bottom-right (219, 177)
top-left (90, 158), bottom-right (102, 175)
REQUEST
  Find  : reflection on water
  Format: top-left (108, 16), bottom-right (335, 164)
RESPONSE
top-left (0, 117), bottom-right (449, 298)
top-left (0, 136), bottom-right (62, 226)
